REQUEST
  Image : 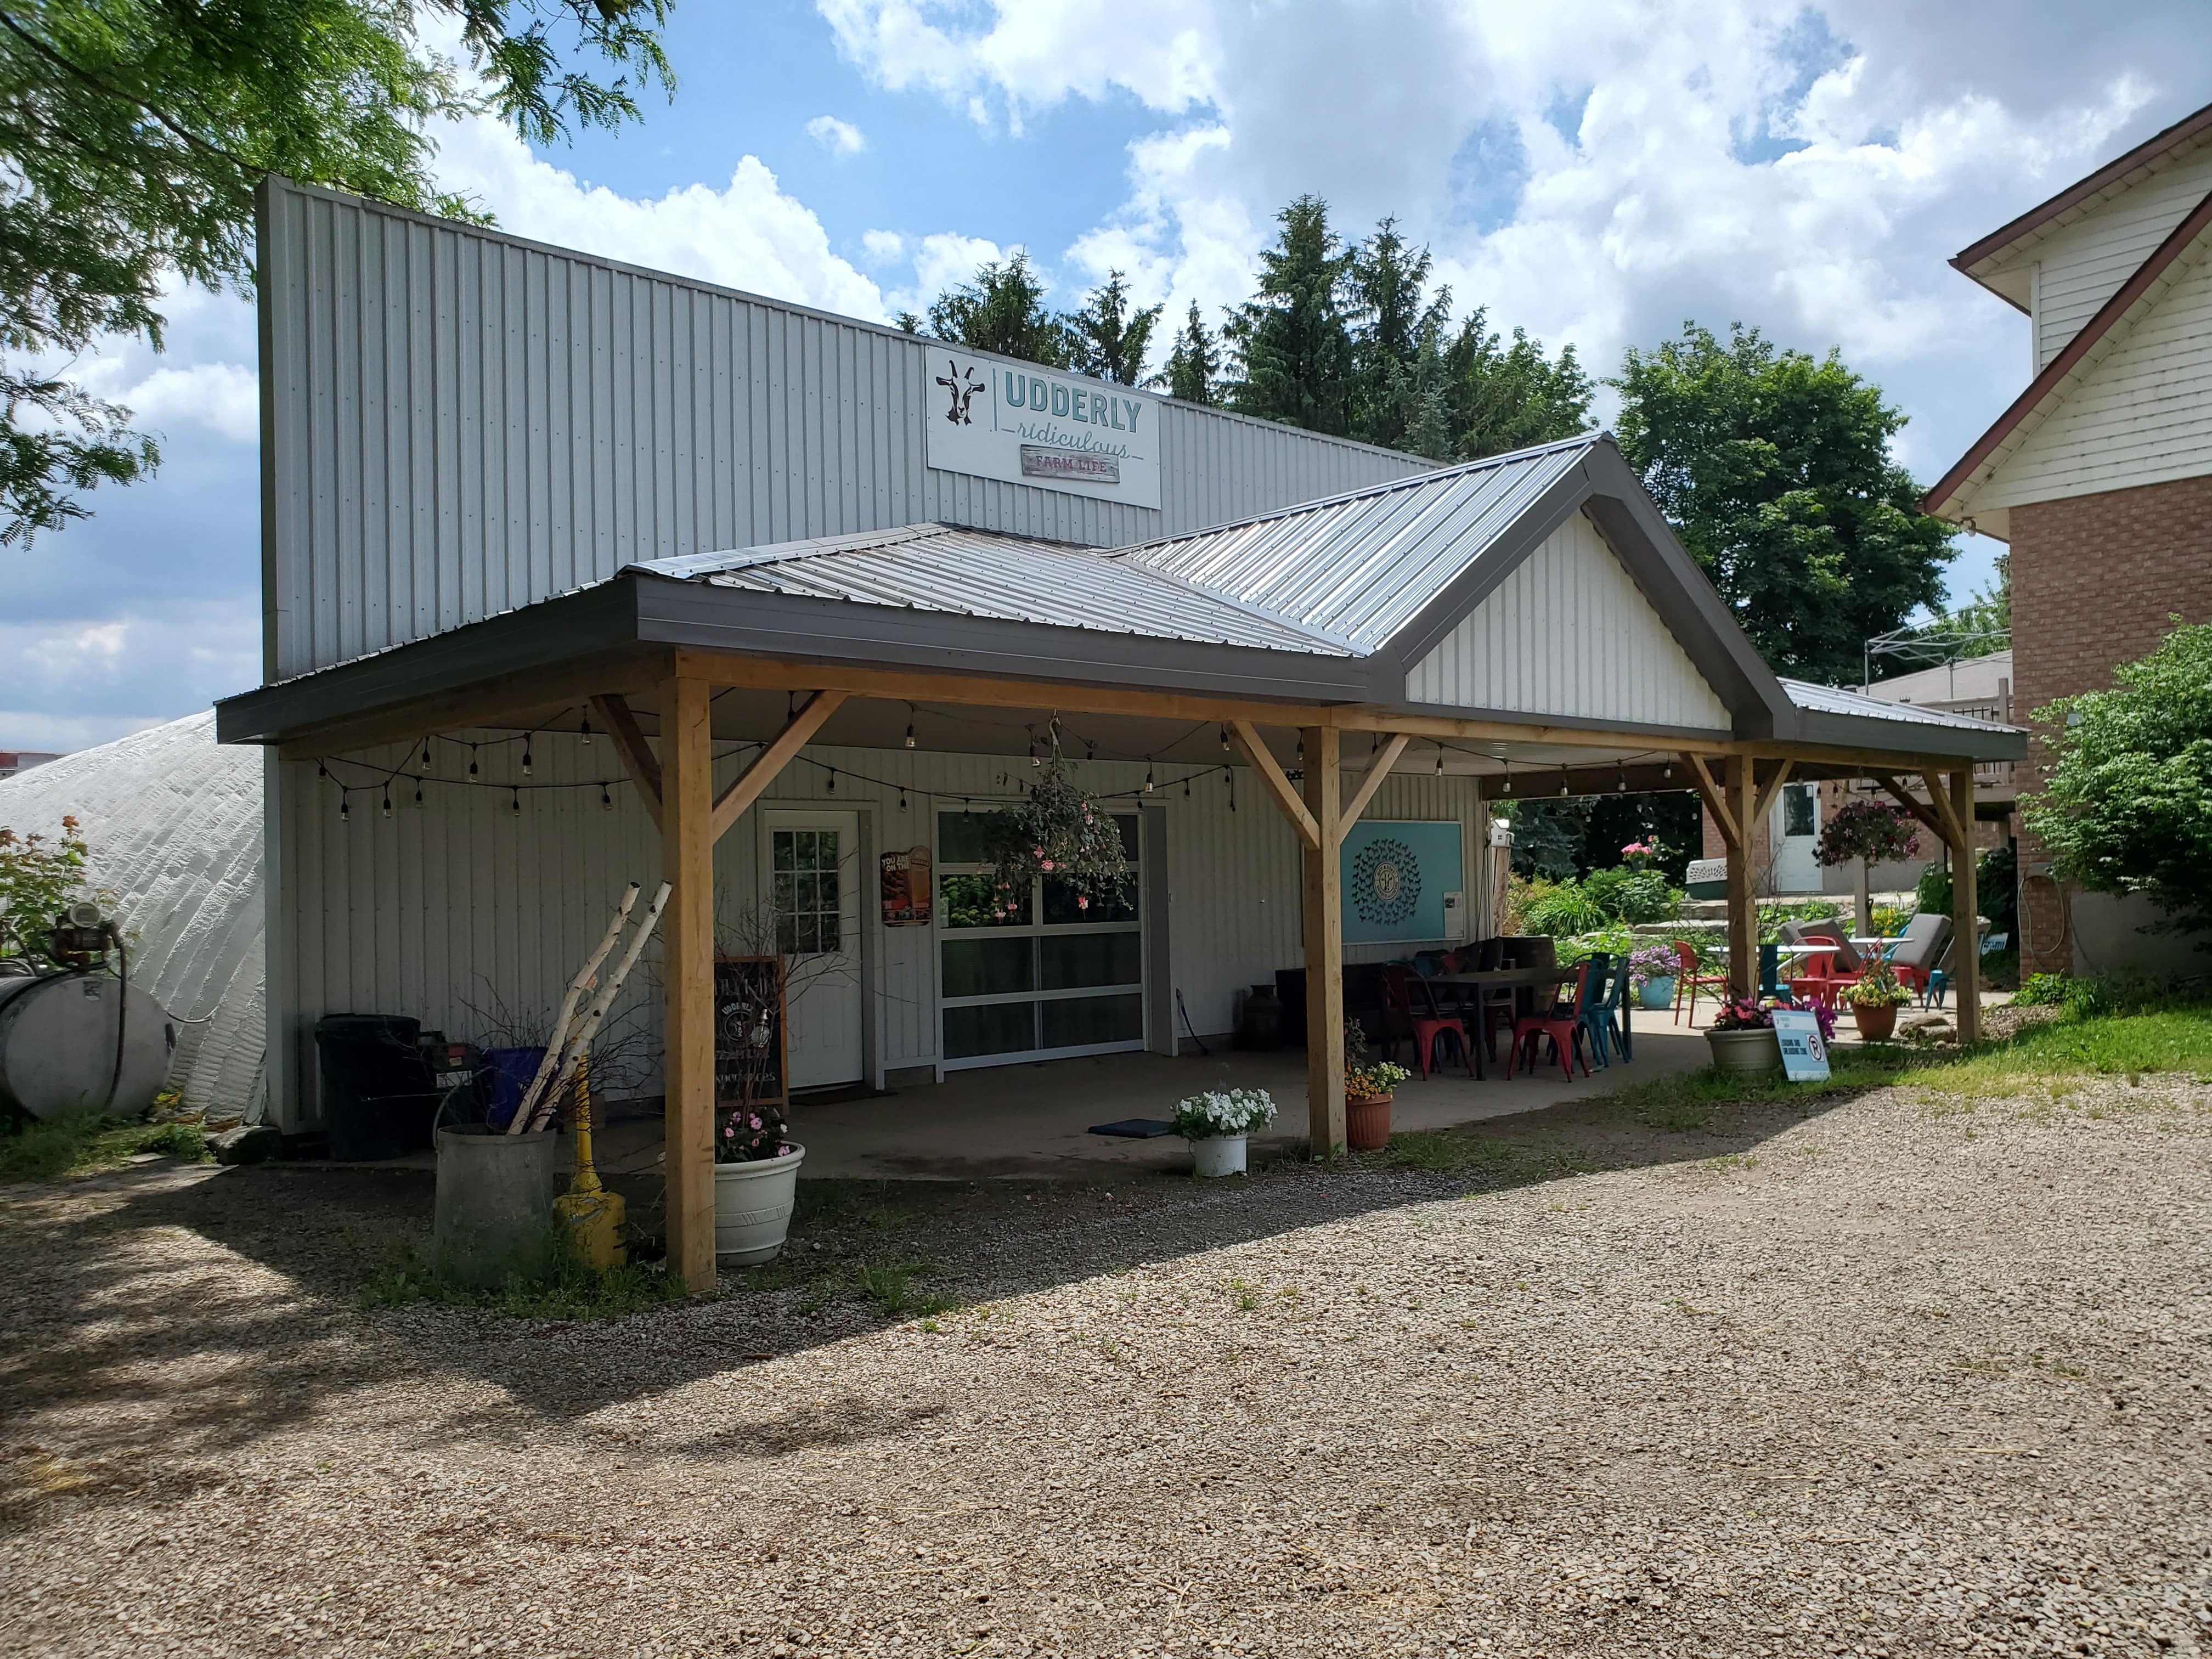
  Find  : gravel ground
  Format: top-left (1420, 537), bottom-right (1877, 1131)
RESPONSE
top-left (4, 1068), bottom-right (2210, 1659)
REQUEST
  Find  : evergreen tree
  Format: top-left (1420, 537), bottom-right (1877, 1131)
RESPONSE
top-left (1224, 195), bottom-right (1355, 435)
top-left (1445, 309), bottom-right (1594, 459)
top-left (1065, 271), bottom-right (1161, 386)
top-left (0, 0), bottom-right (674, 547)
top-left (916, 252), bottom-right (1072, 368)
top-left (1159, 302), bottom-right (1221, 405)
top-left (1611, 322), bottom-right (1955, 685)
top-left (1346, 218), bottom-right (1449, 453)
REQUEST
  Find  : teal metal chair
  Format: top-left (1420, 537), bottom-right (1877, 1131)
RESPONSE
top-left (1575, 952), bottom-right (1615, 1071)
top-left (1599, 957), bottom-right (1634, 1063)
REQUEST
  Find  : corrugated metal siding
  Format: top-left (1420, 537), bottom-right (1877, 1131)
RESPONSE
top-left (269, 737), bottom-right (1481, 1122)
top-left (261, 182), bottom-right (1428, 680)
top-left (1406, 510), bottom-right (1731, 728)
top-left (0, 714), bottom-right (266, 1116)
top-left (2031, 146), bottom-right (2212, 369)
top-left (1118, 437), bottom-right (1593, 650)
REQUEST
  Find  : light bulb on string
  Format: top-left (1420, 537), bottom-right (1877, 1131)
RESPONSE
top-left (1664, 762), bottom-right (1674, 781)
top-left (468, 744), bottom-right (479, 779)
top-left (1295, 735), bottom-right (1305, 763)
top-left (521, 735), bottom-right (534, 777)
top-left (414, 776), bottom-right (425, 807)
top-left (421, 739), bottom-right (433, 770)
top-left (1183, 775), bottom-right (1192, 798)
top-left (579, 714), bottom-right (592, 747)
top-left (1618, 769), bottom-right (1627, 792)
top-left (1559, 771), bottom-right (1571, 797)
top-left (1435, 746), bottom-right (1446, 776)
top-left (510, 787), bottom-right (521, 817)
top-left (1219, 725), bottom-right (1231, 752)
top-left (381, 789), bottom-right (393, 819)
top-left (317, 760), bottom-right (328, 781)
top-left (1144, 760), bottom-right (1155, 793)
top-left (825, 768), bottom-right (837, 794)
top-left (601, 785), bottom-right (613, 811)
top-left (338, 792), bottom-right (350, 823)
top-left (904, 722), bottom-right (916, 749)
top-left (1502, 765), bottom-right (1513, 795)
top-left (898, 787), bottom-right (907, 812)
top-left (1228, 770), bottom-right (1237, 812)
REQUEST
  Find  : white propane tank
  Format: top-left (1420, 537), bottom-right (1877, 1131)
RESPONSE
top-left (0, 973), bottom-right (173, 1120)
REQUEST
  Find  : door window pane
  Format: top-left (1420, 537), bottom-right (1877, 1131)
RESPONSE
top-left (945, 1001), bottom-right (1037, 1060)
top-left (1040, 931), bottom-right (1141, 991)
top-left (943, 936), bottom-right (1036, 998)
top-left (939, 873), bottom-right (1029, 928)
top-left (775, 828), bottom-right (843, 956)
top-left (1783, 785), bottom-right (1816, 838)
top-left (1041, 993), bottom-right (1144, 1048)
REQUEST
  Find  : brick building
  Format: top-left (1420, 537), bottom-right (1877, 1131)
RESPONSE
top-left (1925, 100), bottom-right (2212, 977)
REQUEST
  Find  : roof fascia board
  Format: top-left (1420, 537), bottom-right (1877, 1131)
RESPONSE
top-left (631, 574), bottom-right (1376, 703)
top-left (215, 580), bottom-right (644, 744)
top-left (262, 176), bottom-right (1435, 472)
top-left (1950, 101), bottom-right (2212, 284)
top-left (1390, 697), bottom-right (1735, 747)
top-left (1786, 708), bottom-right (2027, 763)
top-left (1572, 447), bottom-right (1796, 740)
top-left (1926, 185), bottom-right (2212, 524)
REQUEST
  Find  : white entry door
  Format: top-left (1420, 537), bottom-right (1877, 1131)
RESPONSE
top-left (764, 810), bottom-right (864, 1090)
top-left (1771, 783), bottom-right (1822, 894)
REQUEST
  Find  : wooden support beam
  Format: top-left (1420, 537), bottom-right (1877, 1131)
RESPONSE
top-left (1339, 732), bottom-right (1411, 843)
top-left (1872, 773), bottom-right (1948, 842)
top-left (1724, 755), bottom-right (1758, 998)
top-left (273, 650), bottom-right (666, 760)
top-left (1683, 752), bottom-right (1737, 847)
top-left (1950, 769), bottom-right (1982, 1047)
top-left (1227, 720), bottom-right (1320, 850)
top-left (1300, 727), bottom-right (1345, 1158)
top-left (710, 691), bottom-right (849, 843)
top-left (659, 674), bottom-right (716, 1294)
top-left (1751, 758), bottom-right (1796, 831)
top-left (591, 693), bottom-right (663, 831)
top-left (1333, 707), bottom-right (1743, 754)
top-left (1918, 768), bottom-right (1968, 853)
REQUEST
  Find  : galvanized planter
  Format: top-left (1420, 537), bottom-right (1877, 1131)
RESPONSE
top-left (433, 1125), bottom-right (568, 1288)
top-left (1706, 1028), bottom-right (1784, 1074)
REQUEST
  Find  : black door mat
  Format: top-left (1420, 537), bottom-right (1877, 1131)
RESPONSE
top-left (1088, 1118), bottom-right (1175, 1139)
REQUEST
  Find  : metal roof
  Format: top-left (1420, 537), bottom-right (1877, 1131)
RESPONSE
top-left (628, 524), bottom-right (1352, 656)
top-left (1781, 678), bottom-right (2020, 735)
top-left (1112, 434), bottom-right (1599, 650)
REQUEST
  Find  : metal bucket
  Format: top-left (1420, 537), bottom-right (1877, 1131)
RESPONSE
top-left (433, 1124), bottom-right (568, 1286)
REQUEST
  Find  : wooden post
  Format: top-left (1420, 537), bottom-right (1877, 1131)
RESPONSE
top-left (659, 674), bottom-right (716, 1292)
top-left (1300, 726), bottom-right (1345, 1158)
top-left (1724, 755), bottom-right (1758, 998)
top-left (1949, 769), bottom-right (1981, 1046)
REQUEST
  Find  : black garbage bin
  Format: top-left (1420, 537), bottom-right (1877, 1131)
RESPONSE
top-left (314, 1014), bottom-right (445, 1160)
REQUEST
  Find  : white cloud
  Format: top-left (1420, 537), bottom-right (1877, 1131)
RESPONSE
top-left (806, 114), bottom-right (868, 154)
top-left (119, 363), bottom-right (260, 445)
top-left (859, 228), bottom-right (906, 265)
top-left (881, 231), bottom-right (1007, 318)
top-left (433, 115), bottom-right (890, 321)
top-left (0, 603), bottom-right (259, 751)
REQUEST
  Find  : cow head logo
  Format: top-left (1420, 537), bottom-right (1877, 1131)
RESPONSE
top-left (935, 358), bottom-right (985, 426)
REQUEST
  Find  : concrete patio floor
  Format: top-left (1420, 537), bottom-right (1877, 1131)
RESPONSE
top-left (588, 1022), bottom-right (1719, 1181)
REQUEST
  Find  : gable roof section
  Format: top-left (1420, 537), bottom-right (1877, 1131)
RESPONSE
top-left (1925, 184), bottom-right (2212, 531)
top-left (1404, 507), bottom-right (1731, 729)
top-left (1952, 100), bottom-right (2212, 311)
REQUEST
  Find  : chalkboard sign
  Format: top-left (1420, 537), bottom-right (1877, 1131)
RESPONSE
top-left (713, 956), bottom-right (788, 1110)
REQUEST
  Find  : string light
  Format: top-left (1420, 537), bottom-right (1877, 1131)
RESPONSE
top-left (414, 776), bottom-right (425, 807)
top-left (1295, 735), bottom-right (1305, 763)
top-left (1144, 760), bottom-right (1155, 792)
top-left (1664, 761), bottom-right (1674, 780)
top-left (1184, 775), bottom-right (1192, 798)
top-left (898, 787), bottom-right (908, 812)
top-left (1219, 725), bottom-right (1231, 752)
top-left (521, 735), bottom-right (534, 777)
top-left (1617, 769), bottom-right (1627, 792)
top-left (467, 744), bottom-right (479, 779)
top-left (317, 761), bottom-right (328, 780)
top-left (1435, 746), bottom-right (1446, 776)
top-left (421, 739), bottom-right (433, 769)
top-left (1559, 771), bottom-right (1571, 797)
top-left (904, 722), bottom-right (916, 749)
top-left (825, 769), bottom-right (837, 793)
top-left (338, 792), bottom-right (350, 823)
top-left (601, 785), bottom-right (614, 811)
top-left (510, 787), bottom-right (521, 816)
top-left (1502, 764), bottom-right (1513, 795)
top-left (579, 714), bottom-right (592, 747)
top-left (1228, 770), bottom-right (1237, 811)
top-left (381, 788), bottom-right (393, 819)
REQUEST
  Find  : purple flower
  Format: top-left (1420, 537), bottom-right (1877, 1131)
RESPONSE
top-left (749, 1114), bottom-right (763, 1129)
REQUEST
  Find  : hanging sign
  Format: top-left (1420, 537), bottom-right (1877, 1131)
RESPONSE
top-left (881, 847), bottom-right (933, 926)
top-left (923, 353), bottom-right (1163, 509)
top-left (1770, 1008), bottom-right (1831, 1082)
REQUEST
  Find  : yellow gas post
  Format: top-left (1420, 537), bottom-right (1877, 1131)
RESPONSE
top-left (553, 1050), bottom-right (626, 1268)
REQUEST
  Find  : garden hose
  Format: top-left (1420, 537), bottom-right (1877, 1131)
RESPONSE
top-left (2021, 868), bottom-right (2070, 962)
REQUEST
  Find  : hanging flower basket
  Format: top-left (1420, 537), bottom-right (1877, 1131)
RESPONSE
top-left (1816, 800), bottom-right (1921, 867)
top-left (981, 754), bottom-right (1127, 915)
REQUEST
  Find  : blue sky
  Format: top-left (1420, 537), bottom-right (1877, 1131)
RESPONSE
top-left (10, 0), bottom-right (2211, 751)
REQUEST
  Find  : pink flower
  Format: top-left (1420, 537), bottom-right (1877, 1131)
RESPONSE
top-left (749, 1114), bottom-right (762, 1128)
top-left (1040, 859), bottom-right (1055, 871)
top-left (1076, 895), bottom-right (1089, 910)
top-left (724, 1125), bottom-right (735, 1138)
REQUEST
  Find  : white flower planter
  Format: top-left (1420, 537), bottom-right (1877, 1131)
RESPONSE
top-left (1189, 1135), bottom-right (1248, 1178)
top-left (713, 1142), bottom-right (805, 1265)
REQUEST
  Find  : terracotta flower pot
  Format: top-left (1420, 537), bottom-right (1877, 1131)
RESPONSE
top-left (1850, 1001), bottom-right (1900, 1041)
top-left (1346, 1092), bottom-right (1393, 1152)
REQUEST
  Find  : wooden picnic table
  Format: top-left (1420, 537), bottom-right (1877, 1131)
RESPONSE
top-left (1429, 965), bottom-right (1582, 990)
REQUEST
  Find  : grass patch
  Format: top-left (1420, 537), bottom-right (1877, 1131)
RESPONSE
top-left (855, 1260), bottom-right (955, 1318)
top-left (1597, 1044), bottom-right (1926, 1130)
top-left (0, 1111), bottom-right (211, 1183)
top-left (1385, 1128), bottom-right (1519, 1172)
top-left (1911, 1008), bottom-right (2212, 1100)
top-left (360, 1252), bottom-right (690, 1321)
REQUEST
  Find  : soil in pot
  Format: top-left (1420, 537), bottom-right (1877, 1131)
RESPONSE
top-left (1346, 1093), bottom-right (1392, 1153)
top-left (1851, 1001), bottom-right (1900, 1041)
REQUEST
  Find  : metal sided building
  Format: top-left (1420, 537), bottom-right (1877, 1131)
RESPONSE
top-left (223, 178), bottom-right (2022, 1276)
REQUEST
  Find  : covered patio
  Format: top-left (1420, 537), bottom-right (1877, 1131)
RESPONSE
top-left (218, 433), bottom-right (2025, 1291)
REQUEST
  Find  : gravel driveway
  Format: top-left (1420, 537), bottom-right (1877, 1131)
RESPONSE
top-left (3, 1071), bottom-right (2209, 1658)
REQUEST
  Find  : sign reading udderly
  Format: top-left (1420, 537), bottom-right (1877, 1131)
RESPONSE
top-left (923, 355), bottom-right (1164, 509)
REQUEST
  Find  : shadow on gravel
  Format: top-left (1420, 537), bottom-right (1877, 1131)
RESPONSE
top-left (2, 1081), bottom-right (1866, 1500)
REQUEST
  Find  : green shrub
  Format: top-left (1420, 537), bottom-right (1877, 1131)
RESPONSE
top-left (1582, 866), bottom-right (1682, 924)
top-left (1977, 845), bottom-right (2018, 934)
top-left (1518, 878), bottom-right (1606, 936)
top-left (1916, 862), bottom-right (1952, 919)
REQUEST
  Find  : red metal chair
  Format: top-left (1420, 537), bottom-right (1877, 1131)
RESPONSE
top-left (1786, 949), bottom-right (1857, 1010)
top-left (1384, 968), bottom-right (1478, 1081)
top-left (1670, 940), bottom-right (1732, 1027)
top-left (1512, 961), bottom-right (1593, 1081)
